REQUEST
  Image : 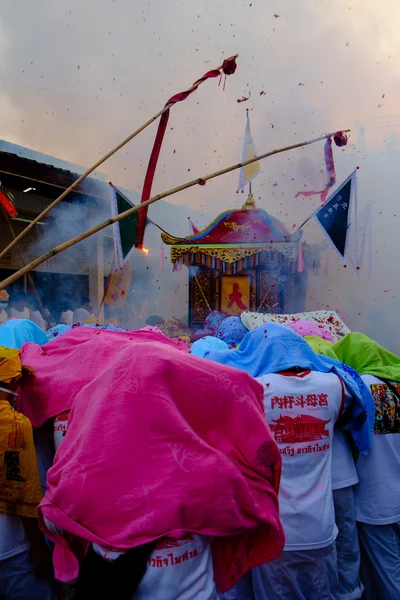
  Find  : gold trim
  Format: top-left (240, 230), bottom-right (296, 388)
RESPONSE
top-left (170, 243), bottom-right (298, 264)
top-left (224, 222), bottom-right (253, 233)
top-left (171, 245), bottom-right (275, 263)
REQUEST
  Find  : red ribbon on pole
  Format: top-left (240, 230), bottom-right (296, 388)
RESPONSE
top-left (0, 190), bottom-right (17, 218)
top-left (295, 131), bottom-right (348, 203)
top-left (135, 56), bottom-right (238, 249)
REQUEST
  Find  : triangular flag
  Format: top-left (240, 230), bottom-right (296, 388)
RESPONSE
top-left (103, 260), bottom-right (133, 308)
top-left (110, 183), bottom-right (149, 267)
top-left (188, 216), bottom-right (199, 235)
top-left (315, 170), bottom-right (356, 261)
top-left (237, 111), bottom-right (260, 192)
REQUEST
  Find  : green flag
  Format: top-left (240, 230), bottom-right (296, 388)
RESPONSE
top-left (110, 183), bottom-right (146, 266)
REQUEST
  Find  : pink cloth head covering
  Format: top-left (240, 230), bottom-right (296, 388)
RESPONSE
top-left (285, 320), bottom-right (334, 342)
top-left (35, 333), bottom-right (284, 592)
top-left (19, 327), bottom-right (189, 429)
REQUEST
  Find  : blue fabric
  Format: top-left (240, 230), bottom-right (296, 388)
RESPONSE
top-left (215, 317), bottom-right (248, 348)
top-left (218, 572), bottom-right (254, 599)
top-left (191, 336), bottom-right (228, 357)
top-left (205, 323), bottom-right (374, 455)
top-left (358, 521), bottom-right (400, 600)
top-left (47, 324), bottom-right (70, 340)
top-left (0, 319), bottom-right (49, 349)
top-left (333, 487), bottom-right (363, 600)
top-left (252, 544), bottom-right (338, 600)
top-left (0, 549), bottom-right (57, 599)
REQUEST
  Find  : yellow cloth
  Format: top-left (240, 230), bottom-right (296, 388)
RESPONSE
top-left (84, 317), bottom-right (98, 324)
top-left (0, 346), bottom-right (22, 384)
top-left (0, 401), bottom-right (42, 517)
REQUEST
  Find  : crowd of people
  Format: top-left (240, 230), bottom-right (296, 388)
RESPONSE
top-left (0, 310), bottom-right (398, 599)
top-left (0, 291), bottom-right (96, 331)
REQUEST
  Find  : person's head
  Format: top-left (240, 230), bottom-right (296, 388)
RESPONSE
top-left (11, 292), bottom-right (28, 312)
top-left (80, 297), bottom-right (92, 312)
top-left (216, 316), bottom-right (248, 348)
top-left (27, 296), bottom-right (39, 312)
top-left (0, 346), bottom-right (35, 402)
top-left (60, 301), bottom-right (72, 313)
top-left (0, 346), bottom-right (22, 395)
top-left (0, 290), bottom-right (9, 311)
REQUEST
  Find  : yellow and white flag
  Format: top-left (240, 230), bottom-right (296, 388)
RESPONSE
top-left (237, 111), bottom-right (260, 191)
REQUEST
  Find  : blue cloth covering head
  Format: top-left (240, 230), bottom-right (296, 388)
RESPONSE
top-left (191, 336), bottom-right (228, 357)
top-left (0, 319), bottom-right (49, 350)
top-left (215, 317), bottom-right (248, 348)
top-left (206, 322), bottom-right (374, 456)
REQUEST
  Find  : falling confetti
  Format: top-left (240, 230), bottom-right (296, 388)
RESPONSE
top-left (237, 93), bottom-right (251, 103)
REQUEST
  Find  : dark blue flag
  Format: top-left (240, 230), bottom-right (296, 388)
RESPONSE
top-left (316, 173), bottom-right (354, 259)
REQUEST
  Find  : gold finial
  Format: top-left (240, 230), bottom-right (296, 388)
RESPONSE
top-left (242, 192), bottom-right (256, 210)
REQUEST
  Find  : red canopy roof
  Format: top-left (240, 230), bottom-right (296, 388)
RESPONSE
top-left (162, 195), bottom-right (289, 246)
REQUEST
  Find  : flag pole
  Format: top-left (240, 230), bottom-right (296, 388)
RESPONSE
top-left (0, 128), bottom-right (350, 290)
top-left (0, 54), bottom-right (239, 261)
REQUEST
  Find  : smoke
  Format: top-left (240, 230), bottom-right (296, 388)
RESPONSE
top-left (1, 0), bottom-right (400, 349)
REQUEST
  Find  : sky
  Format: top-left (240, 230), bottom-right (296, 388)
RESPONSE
top-left (1, 0), bottom-right (400, 349)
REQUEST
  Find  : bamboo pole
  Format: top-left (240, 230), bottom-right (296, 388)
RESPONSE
top-left (0, 129), bottom-right (350, 291)
top-left (0, 54), bottom-right (238, 261)
top-left (2, 208), bottom-right (51, 329)
top-left (193, 274), bottom-right (212, 314)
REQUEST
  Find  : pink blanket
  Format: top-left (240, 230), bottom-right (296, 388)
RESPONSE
top-left (19, 327), bottom-right (189, 429)
top-left (285, 320), bottom-right (334, 342)
top-left (36, 333), bottom-right (283, 592)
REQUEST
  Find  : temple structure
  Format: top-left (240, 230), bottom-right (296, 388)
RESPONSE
top-left (270, 414), bottom-right (331, 444)
top-left (162, 194), bottom-right (308, 328)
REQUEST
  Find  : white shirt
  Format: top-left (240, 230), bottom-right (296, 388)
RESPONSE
top-left (0, 513), bottom-right (29, 561)
top-left (60, 310), bottom-right (73, 326)
top-left (331, 430), bottom-right (358, 491)
top-left (54, 411), bottom-right (70, 452)
top-left (10, 307), bottom-right (30, 320)
top-left (30, 310), bottom-right (46, 331)
top-left (136, 535), bottom-right (217, 600)
top-left (73, 308), bottom-right (90, 324)
top-left (258, 370), bottom-right (346, 550)
top-left (355, 374), bottom-right (400, 525)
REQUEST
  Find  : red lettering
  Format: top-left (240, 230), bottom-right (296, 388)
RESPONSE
top-left (306, 394), bottom-right (318, 407)
top-left (318, 393), bottom-right (328, 407)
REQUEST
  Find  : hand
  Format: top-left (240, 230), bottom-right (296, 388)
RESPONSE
top-left (21, 364), bottom-right (36, 378)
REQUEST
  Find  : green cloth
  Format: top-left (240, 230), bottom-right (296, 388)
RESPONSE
top-left (306, 332), bottom-right (400, 382)
top-left (305, 336), bottom-right (338, 360)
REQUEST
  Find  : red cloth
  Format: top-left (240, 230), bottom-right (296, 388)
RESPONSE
top-left (135, 58), bottom-right (237, 249)
top-left (0, 190), bottom-right (17, 217)
top-left (33, 330), bottom-right (283, 591)
top-left (295, 136), bottom-right (336, 202)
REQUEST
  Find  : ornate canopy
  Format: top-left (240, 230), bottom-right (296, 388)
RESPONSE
top-left (161, 194), bottom-right (300, 273)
